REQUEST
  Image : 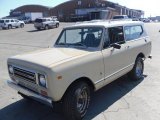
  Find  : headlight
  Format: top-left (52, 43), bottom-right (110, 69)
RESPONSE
top-left (38, 74), bottom-right (47, 88)
top-left (8, 65), bottom-right (14, 74)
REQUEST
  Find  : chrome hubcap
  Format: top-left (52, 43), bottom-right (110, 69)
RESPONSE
top-left (136, 60), bottom-right (143, 77)
top-left (76, 87), bottom-right (88, 114)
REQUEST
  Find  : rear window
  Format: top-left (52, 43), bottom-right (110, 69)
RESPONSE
top-left (35, 19), bottom-right (46, 23)
top-left (0, 20), bottom-right (4, 23)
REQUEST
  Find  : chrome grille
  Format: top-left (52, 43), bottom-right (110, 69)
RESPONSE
top-left (13, 67), bottom-right (36, 83)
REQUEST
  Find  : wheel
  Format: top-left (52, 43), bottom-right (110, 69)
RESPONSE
top-left (20, 24), bottom-right (24, 28)
top-left (36, 28), bottom-right (41, 30)
top-left (45, 25), bottom-right (49, 30)
top-left (56, 23), bottom-right (59, 28)
top-left (128, 57), bottom-right (144, 80)
top-left (8, 25), bottom-right (12, 29)
top-left (63, 82), bottom-right (91, 120)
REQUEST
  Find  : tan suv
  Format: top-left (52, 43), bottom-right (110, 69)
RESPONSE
top-left (7, 20), bottom-right (151, 120)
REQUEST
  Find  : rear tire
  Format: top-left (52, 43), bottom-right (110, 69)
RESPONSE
top-left (128, 57), bottom-right (144, 80)
top-left (8, 25), bottom-right (12, 29)
top-left (45, 25), bottom-right (49, 30)
top-left (37, 28), bottom-right (41, 30)
top-left (63, 82), bottom-right (91, 120)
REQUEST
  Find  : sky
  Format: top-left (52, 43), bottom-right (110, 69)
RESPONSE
top-left (0, 0), bottom-right (159, 18)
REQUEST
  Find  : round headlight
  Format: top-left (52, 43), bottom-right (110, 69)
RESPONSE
top-left (39, 75), bottom-right (46, 87)
top-left (9, 66), bottom-right (14, 74)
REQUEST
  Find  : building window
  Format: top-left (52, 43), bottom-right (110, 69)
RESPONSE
top-left (58, 10), bottom-right (63, 18)
top-left (78, 0), bottom-right (82, 6)
top-left (102, 3), bottom-right (105, 7)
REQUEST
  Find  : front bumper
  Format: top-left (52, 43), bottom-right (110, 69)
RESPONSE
top-left (7, 80), bottom-right (53, 107)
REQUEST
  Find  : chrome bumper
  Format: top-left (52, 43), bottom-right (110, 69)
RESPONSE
top-left (7, 80), bottom-right (53, 107)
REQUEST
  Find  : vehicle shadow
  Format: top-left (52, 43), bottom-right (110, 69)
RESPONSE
top-left (27, 29), bottom-right (44, 32)
top-left (0, 75), bottom-right (145, 120)
top-left (84, 75), bottom-right (145, 119)
top-left (27, 28), bottom-right (54, 32)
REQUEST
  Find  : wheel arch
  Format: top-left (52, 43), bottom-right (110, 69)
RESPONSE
top-left (137, 52), bottom-right (145, 60)
top-left (61, 77), bottom-right (95, 100)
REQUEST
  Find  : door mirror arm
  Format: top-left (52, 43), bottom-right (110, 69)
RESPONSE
top-left (111, 43), bottom-right (121, 49)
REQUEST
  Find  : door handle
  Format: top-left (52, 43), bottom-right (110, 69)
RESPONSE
top-left (145, 39), bottom-right (147, 42)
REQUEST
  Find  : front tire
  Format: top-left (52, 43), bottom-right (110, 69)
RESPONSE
top-left (45, 25), bottom-right (49, 30)
top-left (56, 23), bottom-right (59, 28)
top-left (20, 24), bottom-right (24, 28)
top-left (63, 82), bottom-right (91, 120)
top-left (128, 57), bottom-right (144, 80)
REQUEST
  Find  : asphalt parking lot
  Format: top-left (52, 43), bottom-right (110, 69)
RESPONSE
top-left (0, 23), bottom-right (160, 120)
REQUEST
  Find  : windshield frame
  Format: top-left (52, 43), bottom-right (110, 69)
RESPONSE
top-left (54, 26), bottom-right (105, 51)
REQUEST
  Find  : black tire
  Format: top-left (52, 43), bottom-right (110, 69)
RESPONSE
top-left (20, 24), bottom-right (24, 28)
top-left (37, 28), bottom-right (41, 30)
top-left (8, 25), bottom-right (12, 29)
top-left (63, 82), bottom-right (91, 120)
top-left (45, 25), bottom-right (49, 30)
top-left (128, 57), bottom-right (144, 80)
top-left (56, 23), bottom-right (59, 28)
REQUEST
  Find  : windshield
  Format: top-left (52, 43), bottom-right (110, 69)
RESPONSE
top-left (55, 27), bottom-right (103, 48)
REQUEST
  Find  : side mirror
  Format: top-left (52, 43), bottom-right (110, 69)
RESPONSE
top-left (111, 43), bottom-right (121, 49)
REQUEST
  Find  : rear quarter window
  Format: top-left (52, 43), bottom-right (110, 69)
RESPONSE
top-left (124, 25), bottom-right (143, 41)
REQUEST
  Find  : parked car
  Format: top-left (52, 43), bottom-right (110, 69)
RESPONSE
top-left (7, 20), bottom-right (151, 120)
top-left (0, 19), bottom-right (25, 29)
top-left (112, 15), bottom-right (129, 19)
top-left (132, 17), bottom-right (140, 21)
top-left (34, 17), bottom-right (59, 30)
top-left (19, 18), bottom-right (31, 24)
top-left (143, 18), bottom-right (151, 23)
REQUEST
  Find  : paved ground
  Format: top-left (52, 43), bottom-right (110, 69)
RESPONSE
top-left (0, 23), bottom-right (160, 120)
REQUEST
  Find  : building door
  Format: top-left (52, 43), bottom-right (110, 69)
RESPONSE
top-left (90, 12), bottom-right (100, 20)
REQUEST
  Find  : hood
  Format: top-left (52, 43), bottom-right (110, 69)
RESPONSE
top-left (9, 47), bottom-right (90, 67)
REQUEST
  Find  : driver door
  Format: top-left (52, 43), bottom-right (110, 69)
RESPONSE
top-left (102, 26), bottom-right (129, 85)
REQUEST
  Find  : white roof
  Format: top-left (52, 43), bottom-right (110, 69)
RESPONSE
top-left (67, 20), bottom-right (144, 28)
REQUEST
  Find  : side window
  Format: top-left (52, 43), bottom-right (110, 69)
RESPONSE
top-left (5, 20), bottom-right (9, 23)
top-left (124, 25), bottom-right (143, 41)
top-left (108, 26), bottom-right (125, 44)
top-left (11, 20), bottom-right (14, 22)
top-left (103, 29), bottom-right (110, 48)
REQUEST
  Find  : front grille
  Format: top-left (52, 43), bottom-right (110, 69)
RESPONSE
top-left (13, 67), bottom-right (36, 83)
